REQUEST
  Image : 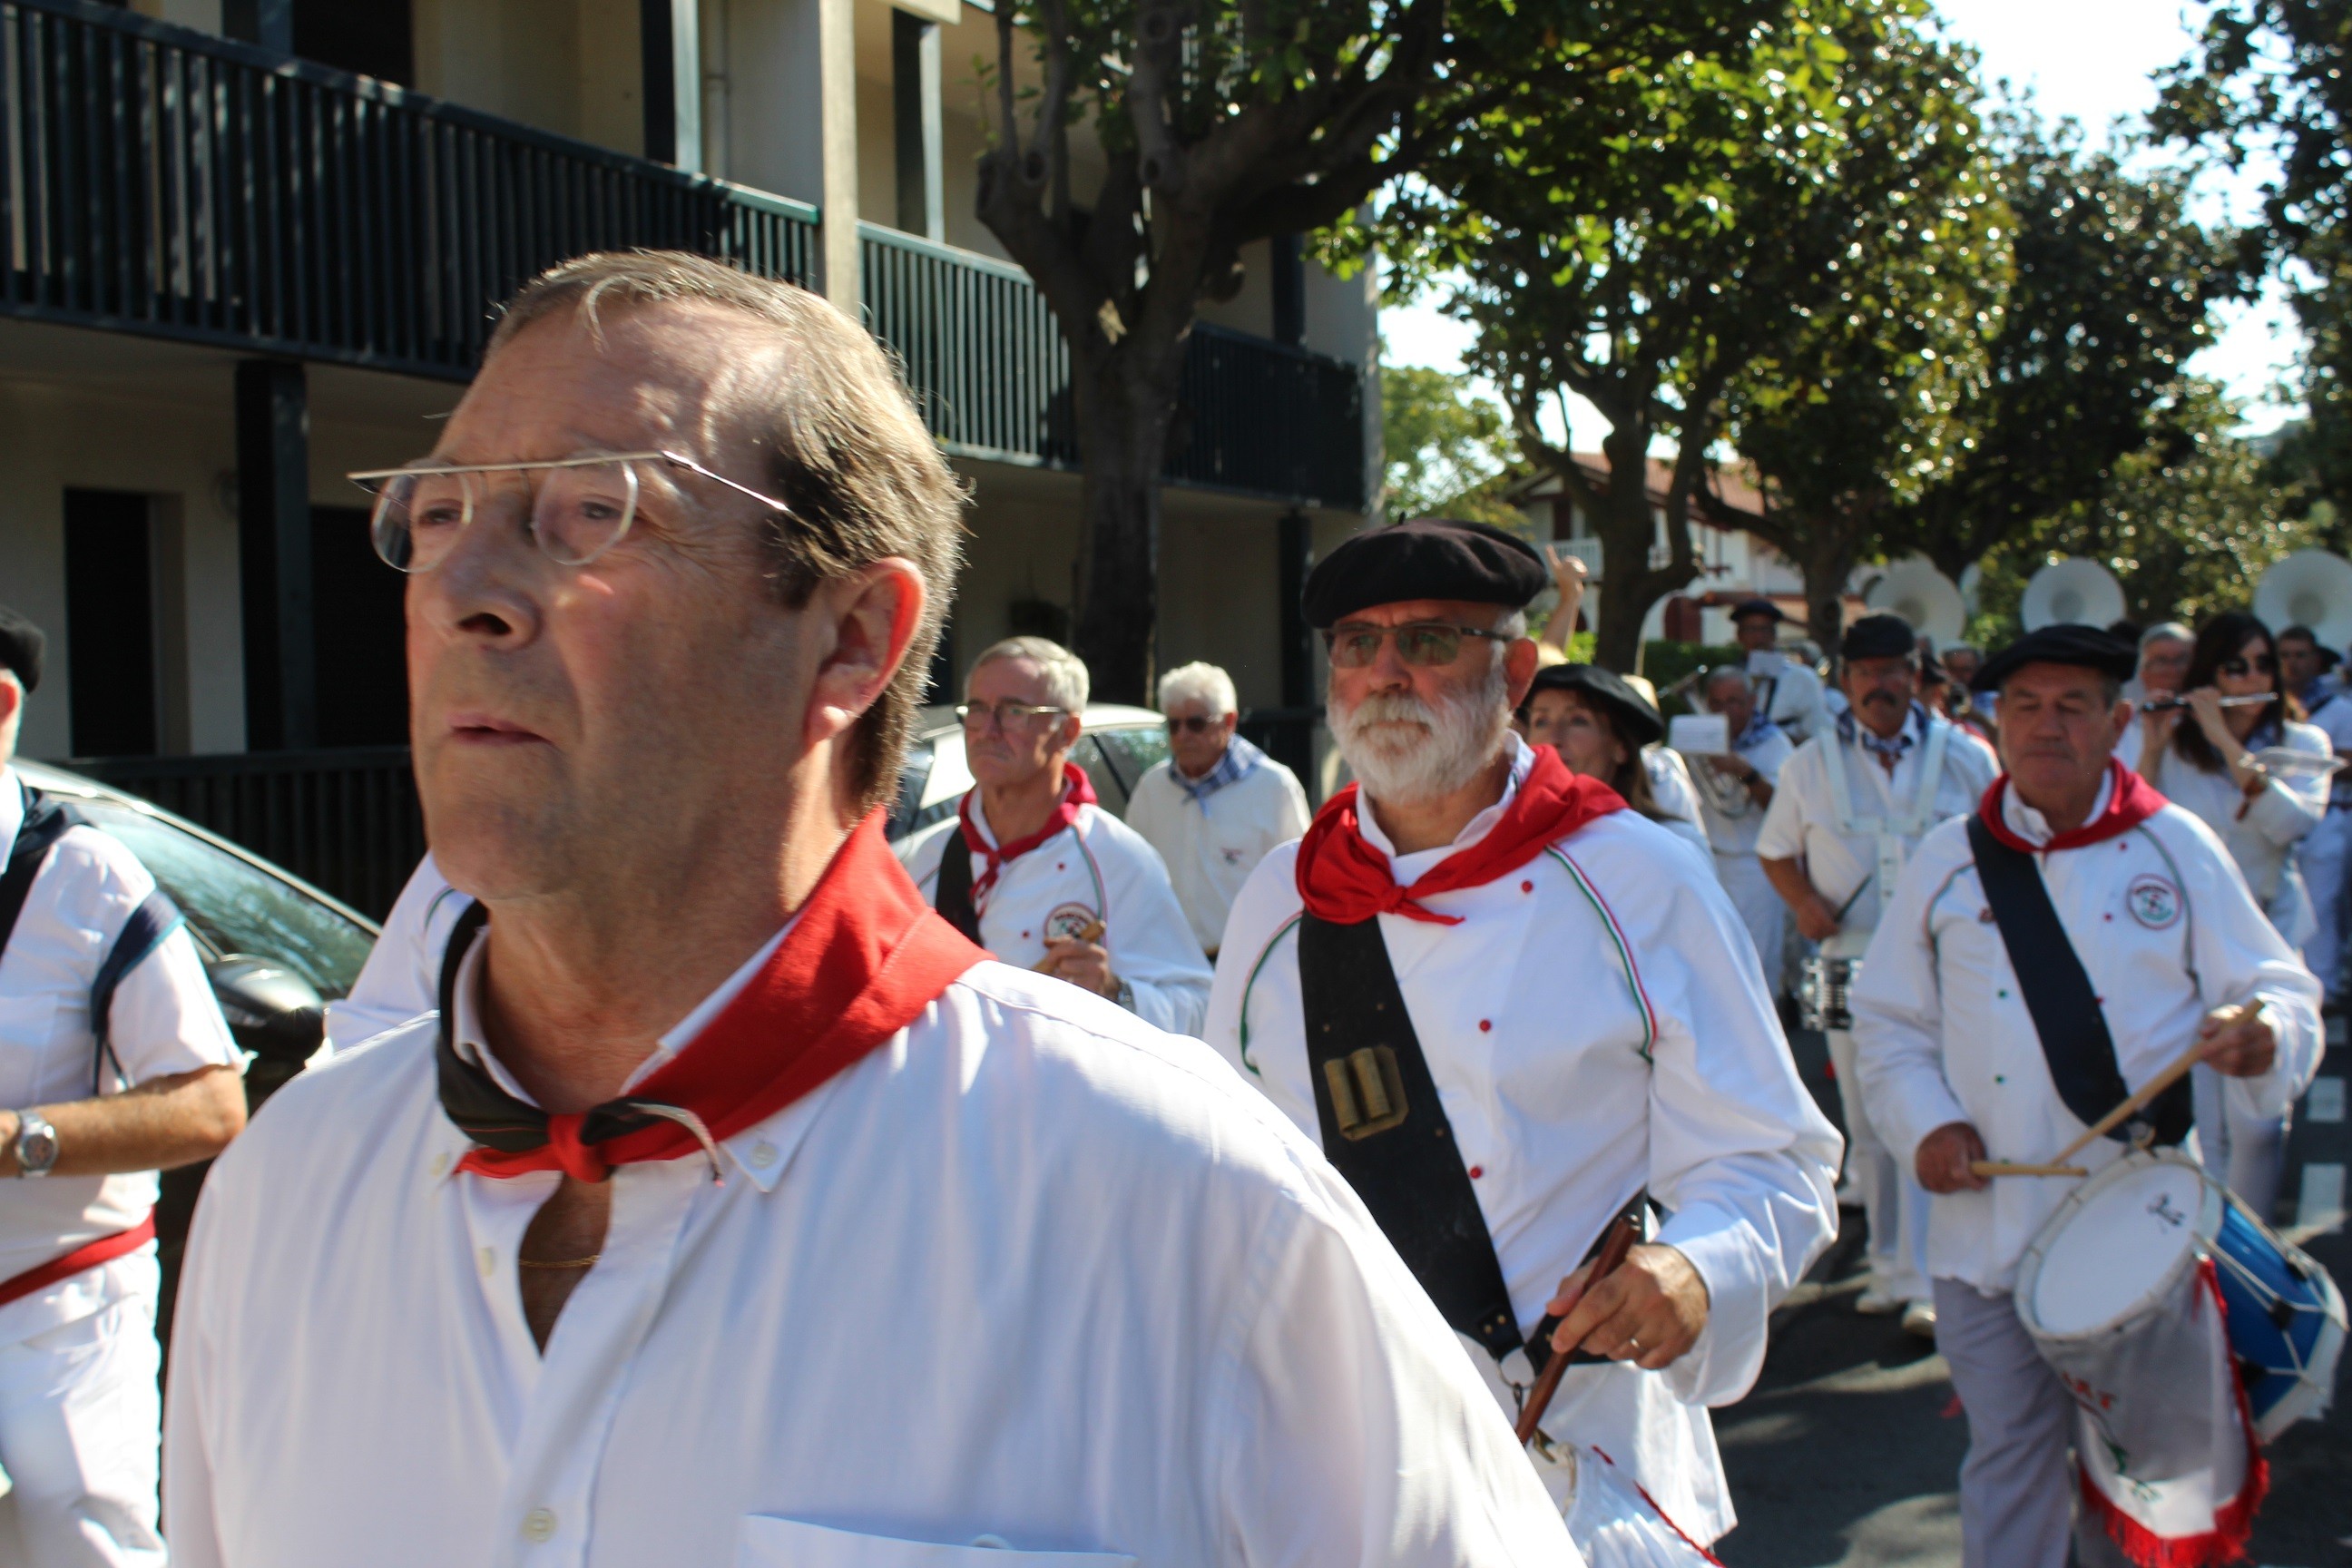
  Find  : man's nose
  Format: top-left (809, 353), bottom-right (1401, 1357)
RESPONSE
top-left (411, 510), bottom-right (544, 646)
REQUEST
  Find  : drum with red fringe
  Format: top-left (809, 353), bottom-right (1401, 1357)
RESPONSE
top-left (2014, 1150), bottom-right (2342, 1568)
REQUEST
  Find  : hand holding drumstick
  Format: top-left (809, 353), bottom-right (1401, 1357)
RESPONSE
top-left (1035, 917), bottom-right (1121, 1001)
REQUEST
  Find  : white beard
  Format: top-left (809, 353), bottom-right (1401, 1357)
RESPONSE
top-left (1331, 660), bottom-right (1513, 808)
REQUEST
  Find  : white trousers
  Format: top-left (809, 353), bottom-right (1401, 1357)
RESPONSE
top-left (1933, 1279), bottom-right (2133, 1568)
top-left (1828, 1026), bottom-right (1930, 1301)
top-left (1711, 852), bottom-right (1786, 996)
top-left (0, 1298), bottom-right (165, 1568)
top-left (2298, 807), bottom-right (2352, 996)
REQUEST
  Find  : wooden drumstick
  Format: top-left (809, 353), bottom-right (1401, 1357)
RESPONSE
top-left (2046, 1022), bottom-right (2230, 1168)
top-left (1514, 1213), bottom-right (1642, 1446)
top-left (1032, 917), bottom-right (1107, 971)
top-left (1969, 1160), bottom-right (2090, 1179)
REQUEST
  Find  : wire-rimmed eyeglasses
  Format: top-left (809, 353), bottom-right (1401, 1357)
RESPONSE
top-left (345, 450), bottom-right (794, 573)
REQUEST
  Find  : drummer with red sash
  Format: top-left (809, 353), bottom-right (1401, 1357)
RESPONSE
top-left (0, 606), bottom-right (244, 1565)
top-left (1207, 520), bottom-right (1842, 1560)
top-left (1850, 623), bottom-right (2322, 1568)
top-left (163, 256), bottom-right (1573, 1566)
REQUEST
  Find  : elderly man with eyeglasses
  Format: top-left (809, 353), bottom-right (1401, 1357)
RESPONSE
top-left (897, 636), bottom-right (1211, 1035)
top-left (1124, 662), bottom-right (1310, 960)
top-left (164, 256), bottom-right (1580, 1566)
top-left (1207, 519), bottom-right (1840, 1561)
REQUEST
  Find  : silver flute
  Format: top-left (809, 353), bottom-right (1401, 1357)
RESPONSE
top-left (2136, 692), bottom-right (2277, 712)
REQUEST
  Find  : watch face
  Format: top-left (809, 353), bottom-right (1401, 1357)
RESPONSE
top-left (17, 1117), bottom-right (56, 1174)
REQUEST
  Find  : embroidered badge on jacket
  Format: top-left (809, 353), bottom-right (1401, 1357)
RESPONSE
top-left (2126, 875), bottom-right (2182, 930)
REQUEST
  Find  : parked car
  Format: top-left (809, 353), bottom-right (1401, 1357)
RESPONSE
top-left (15, 760), bottom-right (379, 1342)
top-left (887, 703), bottom-right (1171, 840)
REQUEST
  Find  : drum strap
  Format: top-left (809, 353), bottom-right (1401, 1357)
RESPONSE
top-left (1298, 911), bottom-right (1638, 1376)
top-left (1965, 816), bottom-right (2192, 1145)
top-left (930, 832), bottom-right (984, 946)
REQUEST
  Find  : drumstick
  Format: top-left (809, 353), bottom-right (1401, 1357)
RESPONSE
top-left (1514, 1212), bottom-right (1642, 1446)
top-left (2046, 1020), bottom-right (2233, 1168)
top-left (1968, 1160), bottom-right (2090, 1178)
top-left (1032, 916), bottom-right (1107, 971)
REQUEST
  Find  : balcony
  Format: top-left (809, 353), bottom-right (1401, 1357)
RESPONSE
top-left (0, 0), bottom-right (1362, 508)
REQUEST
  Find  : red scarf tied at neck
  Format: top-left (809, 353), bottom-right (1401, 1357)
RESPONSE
top-left (452, 812), bottom-right (987, 1181)
top-left (1975, 758), bottom-right (2168, 853)
top-left (958, 762), bottom-right (1096, 909)
top-left (1295, 745), bottom-right (1626, 926)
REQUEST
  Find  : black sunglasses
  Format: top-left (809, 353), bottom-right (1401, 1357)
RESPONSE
top-left (1165, 715), bottom-right (1225, 735)
top-left (2218, 654), bottom-right (2277, 679)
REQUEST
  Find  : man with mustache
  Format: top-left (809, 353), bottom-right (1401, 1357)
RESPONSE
top-left (1758, 612), bottom-right (1997, 1338)
top-left (162, 256), bottom-right (1578, 1565)
top-left (1207, 520), bottom-right (1841, 1559)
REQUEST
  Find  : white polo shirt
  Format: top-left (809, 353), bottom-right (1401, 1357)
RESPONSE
top-left (1124, 747), bottom-right (1311, 955)
top-left (0, 767), bottom-right (238, 1345)
top-left (1851, 776), bottom-right (2323, 1292)
top-left (164, 951), bottom-right (1577, 1567)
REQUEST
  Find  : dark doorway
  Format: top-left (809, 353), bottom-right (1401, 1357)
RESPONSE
top-left (64, 489), bottom-right (159, 758)
top-left (291, 0), bottom-right (413, 83)
top-left (310, 506), bottom-right (409, 747)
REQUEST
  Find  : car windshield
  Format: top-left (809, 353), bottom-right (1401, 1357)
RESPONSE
top-left (70, 799), bottom-right (375, 999)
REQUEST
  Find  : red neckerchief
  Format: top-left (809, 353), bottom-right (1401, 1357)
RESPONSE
top-left (453, 812), bottom-right (987, 1181)
top-left (958, 763), bottom-right (1096, 909)
top-left (1294, 744), bottom-right (1626, 926)
top-left (1975, 760), bottom-right (2168, 853)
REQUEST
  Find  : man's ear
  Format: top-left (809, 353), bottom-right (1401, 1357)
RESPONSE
top-left (1503, 638), bottom-right (1540, 709)
top-left (802, 558), bottom-right (926, 750)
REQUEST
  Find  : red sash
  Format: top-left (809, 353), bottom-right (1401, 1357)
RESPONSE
top-left (0, 1212), bottom-right (158, 1308)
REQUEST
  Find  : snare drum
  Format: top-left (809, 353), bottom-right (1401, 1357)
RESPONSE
top-left (1797, 955), bottom-right (1860, 1031)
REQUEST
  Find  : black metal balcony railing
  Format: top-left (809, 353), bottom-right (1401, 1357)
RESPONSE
top-left (0, 0), bottom-right (815, 379)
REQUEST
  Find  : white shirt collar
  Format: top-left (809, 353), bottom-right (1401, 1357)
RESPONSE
top-left (2000, 771), bottom-right (2112, 848)
top-left (1357, 735), bottom-right (1534, 882)
top-left (446, 916), bottom-right (801, 1192)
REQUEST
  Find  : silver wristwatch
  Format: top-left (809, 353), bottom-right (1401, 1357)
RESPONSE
top-left (12, 1109), bottom-right (58, 1178)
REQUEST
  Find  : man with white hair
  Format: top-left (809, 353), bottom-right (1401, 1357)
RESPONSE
top-left (164, 254), bottom-right (1573, 1564)
top-left (2122, 621), bottom-right (2193, 708)
top-left (1693, 665), bottom-right (1794, 987)
top-left (0, 605), bottom-right (244, 1565)
top-left (898, 636), bottom-right (1212, 1035)
top-left (1208, 519), bottom-right (1841, 1558)
top-left (1125, 661), bottom-right (1310, 957)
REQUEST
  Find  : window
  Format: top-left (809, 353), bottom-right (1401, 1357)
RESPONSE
top-left (64, 489), bottom-right (158, 757)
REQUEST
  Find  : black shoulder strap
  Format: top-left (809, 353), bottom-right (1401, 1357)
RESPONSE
top-left (932, 828), bottom-right (983, 945)
top-left (89, 887), bottom-right (185, 1093)
top-left (1965, 815), bottom-right (2191, 1145)
top-left (0, 785), bottom-right (74, 965)
top-left (1298, 912), bottom-right (1637, 1375)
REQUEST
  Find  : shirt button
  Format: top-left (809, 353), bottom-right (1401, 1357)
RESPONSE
top-left (521, 1508), bottom-right (557, 1543)
top-left (477, 1246), bottom-right (495, 1278)
top-left (1478, 1019), bottom-right (1493, 1033)
top-left (1469, 1165), bottom-right (1485, 1179)
top-left (749, 1141), bottom-right (778, 1169)
top-left (1520, 879), bottom-right (1534, 894)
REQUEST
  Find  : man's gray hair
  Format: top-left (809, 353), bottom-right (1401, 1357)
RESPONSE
top-left (487, 250), bottom-right (967, 813)
top-left (1703, 665), bottom-right (1753, 697)
top-left (1158, 662), bottom-right (1238, 718)
top-left (968, 636), bottom-right (1090, 713)
top-left (2141, 622), bottom-right (2193, 651)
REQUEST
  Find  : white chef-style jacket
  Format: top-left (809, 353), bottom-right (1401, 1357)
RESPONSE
top-left (1756, 707), bottom-right (1998, 951)
top-left (1849, 770), bottom-right (2323, 1293)
top-left (899, 792), bottom-right (1212, 1036)
top-left (1640, 748), bottom-right (1711, 858)
top-left (1747, 650), bottom-right (1828, 744)
top-left (2141, 720), bottom-right (2332, 946)
top-left (0, 768), bottom-right (238, 1346)
top-left (1206, 738), bottom-right (1842, 1544)
top-left (1123, 742), bottom-right (1311, 956)
top-left (323, 851), bottom-right (471, 1054)
top-left (164, 947), bottom-right (1578, 1568)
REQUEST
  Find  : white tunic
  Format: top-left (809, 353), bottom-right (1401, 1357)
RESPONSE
top-left (1123, 750), bottom-right (1311, 955)
top-left (1205, 740), bottom-right (1842, 1544)
top-left (0, 768), bottom-right (238, 1347)
top-left (165, 954), bottom-right (1578, 1568)
top-left (2141, 721), bottom-right (2331, 945)
top-left (1755, 711), bottom-right (1998, 947)
top-left (898, 797), bottom-right (1212, 1036)
top-left (1692, 724), bottom-right (1795, 858)
top-left (1747, 652), bottom-right (1828, 744)
top-left (1849, 777), bottom-right (2323, 1293)
top-left (1640, 748), bottom-right (1710, 858)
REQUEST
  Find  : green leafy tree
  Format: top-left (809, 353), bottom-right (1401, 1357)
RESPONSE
top-left (1380, 360), bottom-right (1525, 524)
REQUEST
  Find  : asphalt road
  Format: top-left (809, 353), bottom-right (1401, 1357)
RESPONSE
top-left (1708, 1015), bottom-right (2352, 1568)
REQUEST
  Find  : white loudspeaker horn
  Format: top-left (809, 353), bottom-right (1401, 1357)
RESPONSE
top-left (1863, 557), bottom-right (1967, 646)
top-left (2254, 550), bottom-right (2352, 652)
top-left (2021, 557), bottom-right (2125, 632)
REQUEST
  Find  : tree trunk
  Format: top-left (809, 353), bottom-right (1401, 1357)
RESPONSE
top-left (1068, 349), bottom-right (1181, 704)
top-left (1799, 533), bottom-right (1857, 659)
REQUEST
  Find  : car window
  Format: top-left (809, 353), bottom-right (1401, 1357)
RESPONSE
top-left (1069, 736), bottom-right (1127, 818)
top-left (1089, 725), bottom-right (1171, 799)
top-left (70, 800), bottom-right (376, 999)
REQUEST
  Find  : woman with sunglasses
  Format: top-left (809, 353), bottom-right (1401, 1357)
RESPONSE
top-left (2134, 609), bottom-right (2331, 1218)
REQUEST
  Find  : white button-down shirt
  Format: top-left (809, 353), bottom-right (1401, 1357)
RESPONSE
top-left (2141, 720), bottom-right (2331, 944)
top-left (898, 797), bottom-right (1212, 1035)
top-left (0, 767), bottom-right (237, 1346)
top-left (323, 852), bottom-right (471, 1054)
top-left (1124, 750), bottom-right (1311, 955)
top-left (1756, 712), bottom-right (1998, 950)
top-left (1850, 776), bottom-right (2323, 1293)
top-left (1694, 722), bottom-right (1795, 858)
top-left (1204, 739), bottom-right (1841, 1544)
top-left (166, 952), bottom-right (1576, 1568)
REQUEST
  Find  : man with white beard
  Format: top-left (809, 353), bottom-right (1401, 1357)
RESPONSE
top-left (1207, 520), bottom-right (1842, 1563)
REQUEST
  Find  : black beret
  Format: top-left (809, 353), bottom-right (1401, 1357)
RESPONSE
top-left (1525, 662), bottom-right (1664, 748)
top-left (1971, 624), bottom-right (2138, 692)
top-left (1302, 519), bottom-right (1547, 628)
top-left (0, 605), bottom-right (43, 693)
top-left (1840, 612), bottom-right (1917, 663)
top-left (1730, 598), bottom-right (1785, 623)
